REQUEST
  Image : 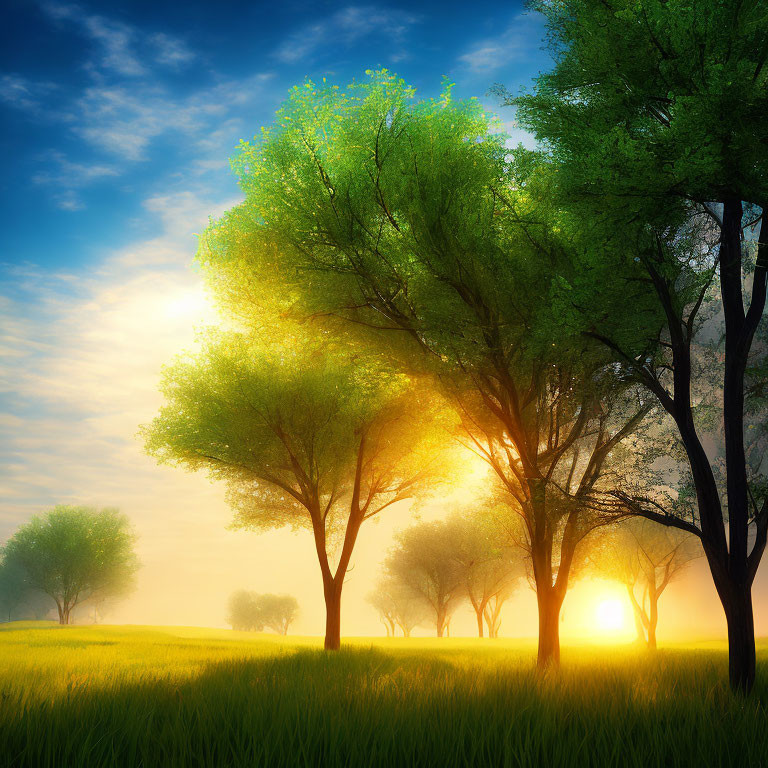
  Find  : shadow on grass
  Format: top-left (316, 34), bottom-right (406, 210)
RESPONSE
top-left (2, 645), bottom-right (768, 768)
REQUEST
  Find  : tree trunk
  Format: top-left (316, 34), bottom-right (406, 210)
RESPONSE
top-left (723, 584), bottom-right (756, 694)
top-left (436, 606), bottom-right (446, 638)
top-left (536, 588), bottom-right (562, 669)
top-left (475, 608), bottom-right (484, 638)
top-left (627, 586), bottom-right (646, 644)
top-left (323, 581), bottom-right (343, 650)
top-left (647, 588), bottom-right (658, 651)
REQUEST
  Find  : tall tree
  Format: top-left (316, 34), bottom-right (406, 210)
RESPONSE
top-left (197, 72), bottom-right (649, 668)
top-left (2, 506), bottom-right (137, 625)
top-left (590, 519), bottom-right (699, 649)
top-left (514, 0), bottom-right (768, 691)
top-left (144, 332), bottom-right (446, 650)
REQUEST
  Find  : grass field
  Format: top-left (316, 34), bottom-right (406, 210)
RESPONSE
top-left (1, 623), bottom-right (767, 767)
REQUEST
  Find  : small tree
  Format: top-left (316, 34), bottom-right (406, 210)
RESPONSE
top-left (256, 594), bottom-right (299, 635)
top-left (1, 506), bottom-right (138, 625)
top-left (368, 575), bottom-right (425, 637)
top-left (446, 511), bottom-right (523, 638)
top-left (591, 519), bottom-right (699, 649)
top-left (144, 332), bottom-right (448, 650)
top-left (227, 590), bottom-right (262, 631)
top-left (384, 521), bottom-right (464, 638)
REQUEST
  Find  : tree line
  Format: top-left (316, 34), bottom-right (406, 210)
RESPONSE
top-left (142, 0), bottom-right (768, 694)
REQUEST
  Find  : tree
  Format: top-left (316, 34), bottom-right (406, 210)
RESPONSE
top-left (514, 0), bottom-right (768, 692)
top-left (196, 71), bottom-right (650, 668)
top-left (445, 511), bottom-right (523, 637)
top-left (144, 331), bottom-right (447, 650)
top-left (0, 558), bottom-right (52, 622)
top-left (256, 594), bottom-right (299, 635)
top-left (383, 521), bottom-right (464, 637)
top-left (590, 519), bottom-right (699, 649)
top-left (367, 575), bottom-right (425, 637)
top-left (1, 506), bottom-right (138, 625)
top-left (227, 590), bottom-right (262, 631)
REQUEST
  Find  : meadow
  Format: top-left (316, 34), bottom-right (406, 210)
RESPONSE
top-left (1, 622), bottom-right (767, 768)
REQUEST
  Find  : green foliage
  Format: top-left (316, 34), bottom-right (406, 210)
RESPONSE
top-left (2, 506), bottom-right (138, 624)
top-left (516, 0), bottom-right (768, 213)
top-left (0, 559), bottom-right (53, 622)
top-left (143, 330), bottom-right (448, 538)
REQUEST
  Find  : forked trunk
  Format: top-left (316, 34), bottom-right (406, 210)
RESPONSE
top-left (436, 606), bottom-right (446, 638)
top-left (475, 608), bottom-right (484, 638)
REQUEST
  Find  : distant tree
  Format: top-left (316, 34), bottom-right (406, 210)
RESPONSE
top-left (227, 590), bottom-right (262, 631)
top-left (1, 506), bottom-right (138, 625)
top-left (256, 594), bottom-right (299, 635)
top-left (384, 522), bottom-right (464, 638)
top-left (367, 575), bottom-right (425, 637)
top-left (446, 511), bottom-right (523, 638)
top-left (591, 519), bottom-right (699, 649)
top-left (144, 332), bottom-right (448, 650)
top-left (0, 558), bottom-right (52, 622)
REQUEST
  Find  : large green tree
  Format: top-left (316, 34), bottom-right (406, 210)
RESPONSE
top-left (144, 331), bottom-right (446, 650)
top-left (197, 72), bottom-right (651, 667)
top-left (2, 506), bottom-right (138, 625)
top-left (514, 0), bottom-right (768, 691)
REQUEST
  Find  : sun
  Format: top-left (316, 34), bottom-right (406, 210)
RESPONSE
top-left (595, 598), bottom-right (626, 632)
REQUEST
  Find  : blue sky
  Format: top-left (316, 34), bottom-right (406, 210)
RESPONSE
top-left (0, 2), bottom-right (739, 636)
top-left (1, 0), bottom-right (548, 275)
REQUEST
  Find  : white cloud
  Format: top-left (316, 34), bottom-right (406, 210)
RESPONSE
top-left (275, 5), bottom-right (419, 64)
top-left (150, 33), bottom-right (195, 68)
top-left (0, 74), bottom-right (57, 112)
top-left (458, 13), bottom-right (544, 73)
top-left (71, 73), bottom-right (272, 161)
top-left (40, 2), bottom-right (194, 76)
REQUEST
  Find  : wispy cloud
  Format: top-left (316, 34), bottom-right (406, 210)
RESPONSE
top-left (31, 151), bottom-right (119, 210)
top-left (40, 2), bottom-right (195, 76)
top-left (0, 74), bottom-right (57, 112)
top-left (458, 13), bottom-right (545, 73)
top-left (275, 5), bottom-right (419, 64)
top-left (71, 73), bottom-right (272, 162)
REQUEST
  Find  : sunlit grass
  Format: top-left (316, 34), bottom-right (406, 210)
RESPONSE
top-left (1, 623), bottom-right (767, 767)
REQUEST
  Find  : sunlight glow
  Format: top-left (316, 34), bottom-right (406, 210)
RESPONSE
top-left (165, 287), bottom-right (213, 320)
top-left (595, 599), bottom-right (626, 633)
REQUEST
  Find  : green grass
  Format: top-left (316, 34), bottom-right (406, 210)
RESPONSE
top-left (1, 623), bottom-right (767, 767)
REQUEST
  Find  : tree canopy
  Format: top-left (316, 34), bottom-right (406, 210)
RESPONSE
top-left (144, 329), bottom-right (450, 648)
top-left (2, 506), bottom-right (138, 625)
top-left (196, 70), bottom-right (652, 667)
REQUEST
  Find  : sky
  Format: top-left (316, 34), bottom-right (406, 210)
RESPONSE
top-left (0, 0), bottom-right (759, 639)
